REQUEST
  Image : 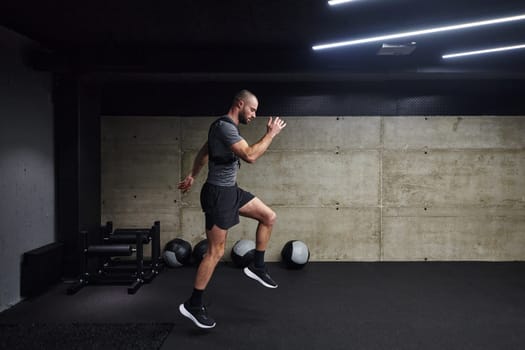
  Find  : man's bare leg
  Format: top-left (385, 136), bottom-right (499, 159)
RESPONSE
top-left (240, 197), bottom-right (278, 288)
top-left (179, 225), bottom-right (226, 329)
top-left (193, 225), bottom-right (227, 295)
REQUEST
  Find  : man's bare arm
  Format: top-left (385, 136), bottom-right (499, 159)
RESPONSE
top-left (178, 142), bottom-right (209, 192)
top-left (231, 117), bottom-right (286, 163)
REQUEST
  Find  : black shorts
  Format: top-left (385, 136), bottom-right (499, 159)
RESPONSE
top-left (200, 182), bottom-right (255, 230)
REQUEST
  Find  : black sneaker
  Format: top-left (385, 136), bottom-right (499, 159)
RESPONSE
top-left (243, 264), bottom-right (278, 289)
top-left (179, 302), bottom-right (216, 329)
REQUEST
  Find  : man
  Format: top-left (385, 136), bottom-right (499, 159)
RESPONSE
top-left (177, 89), bottom-right (287, 329)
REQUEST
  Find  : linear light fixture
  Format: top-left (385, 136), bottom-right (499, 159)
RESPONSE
top-left (328, 0), bottom-right (357, 6)
top-left (443, 44), bottom-right (525, 59)
top-left (313, 13), bottom-right (525, 50)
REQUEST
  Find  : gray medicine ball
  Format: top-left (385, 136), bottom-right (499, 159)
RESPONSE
top-left (281, 240), bottom-right (310, 269)
top-left (230, 239), bottom-right (256, 268)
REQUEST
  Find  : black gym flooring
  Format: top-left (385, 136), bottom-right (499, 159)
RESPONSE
top-left (1, 262), bottom-right (525, 349)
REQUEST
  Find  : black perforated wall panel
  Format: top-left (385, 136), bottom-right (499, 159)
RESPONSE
top-left (101, 80), bottom-right (525, 116)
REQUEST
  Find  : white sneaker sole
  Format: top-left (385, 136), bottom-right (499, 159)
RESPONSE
top-left (243, 267), bottom-right (278, 289)
top-left (179, 303), bottom-right (216, 329)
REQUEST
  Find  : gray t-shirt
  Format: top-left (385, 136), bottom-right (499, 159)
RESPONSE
top-left (206, 116), bottom-right (243, 186)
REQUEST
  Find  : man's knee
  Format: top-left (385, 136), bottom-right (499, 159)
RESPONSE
top-left (206, 227), bottom-right (227, 261)
top-left (264, 209), bottom-right (277, 226)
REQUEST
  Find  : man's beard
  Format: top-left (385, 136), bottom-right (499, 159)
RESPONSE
top-left (239, 111), bottom-right (248, 125)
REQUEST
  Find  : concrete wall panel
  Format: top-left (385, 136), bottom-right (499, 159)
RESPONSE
top-left (102, 115), bottom-right (525, 262)
top-left (180, 117), bottom-right (214, 150)
top-left (383, 213), bottom-right (525, 261)
top-left (102, 116), bottom-right (181, 145)
top-left (383, 150), bottom-right (525, 207)
top-left (102, 117), bottom-right (181, 246)
top-left (102, 143), bottom-right (180, 188)
top-left (240, 116), bottom-right (382, 151)
top-left (237, 151), bottom-right (380, 207)
top-left (384, 116), bottom-right (525, 150)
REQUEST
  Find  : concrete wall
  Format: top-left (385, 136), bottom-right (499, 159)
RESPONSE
top-left (101, 116), bottom-right (525, 262)
top-left (0, 27), bottom-right (55, 311)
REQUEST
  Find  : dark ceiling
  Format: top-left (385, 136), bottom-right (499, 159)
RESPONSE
top-left (2, 0), bottom-right (525, 81)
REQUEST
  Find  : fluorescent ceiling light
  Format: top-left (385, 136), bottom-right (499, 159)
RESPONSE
top-left (313, 13), bottom-right (525, 50)
top-left (328, 0), bottom-right (357, 6)
top-left (377, 42), bottom-right (417, 56)
top-left (442, 44), bottom-right (525, 59)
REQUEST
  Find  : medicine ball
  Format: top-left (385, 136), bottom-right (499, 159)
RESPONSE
top-left (230, 239), bottom-right (256, 268)
top-left (192, 239), bottom-right (208, 265)
top-left (281, 240), bottom-right (310, 269)
top-left (163, 238), bottom-right (192, 267)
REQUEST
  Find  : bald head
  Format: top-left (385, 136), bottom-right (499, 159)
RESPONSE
top-left (233, 89), bottom-right (257, 107)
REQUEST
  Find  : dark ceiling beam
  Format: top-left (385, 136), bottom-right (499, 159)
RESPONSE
top-left (28, 47), bottom-right (525, 82)
top-left (86, 71), bottom-right (525, 83)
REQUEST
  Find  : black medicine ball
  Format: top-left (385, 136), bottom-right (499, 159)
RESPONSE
top-left (192, 239), bottom-right (208, 265)
top-left (163, 238), bottom-right (192, 267)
